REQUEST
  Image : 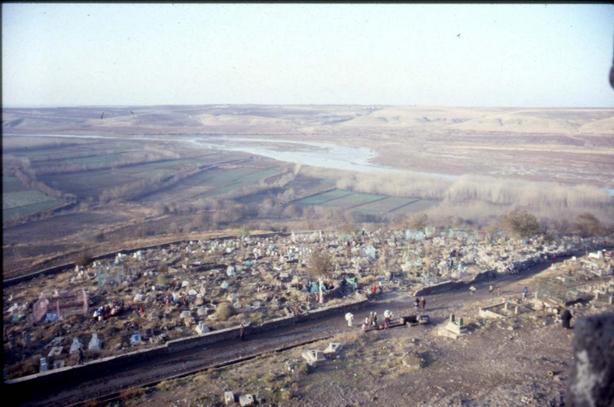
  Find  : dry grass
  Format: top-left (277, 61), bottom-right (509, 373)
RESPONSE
top-left (213, 302), bottom-right (236, 321)
top-left (119, 386), bottom-right (145, 401)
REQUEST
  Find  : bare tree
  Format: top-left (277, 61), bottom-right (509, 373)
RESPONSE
top-left (408, 213), bottom-right (428, 230)
top-left (307, 249), bottom-right (333, 304)
top-left (500, 209), bottom-right (540, 239)
top-left (573, 212), bottom-right (603, 237)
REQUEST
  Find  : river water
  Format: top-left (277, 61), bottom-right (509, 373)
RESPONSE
top-left (9, 133), bottom-right (453, 179)
top-left (7, 133), bottom-right (613, 194)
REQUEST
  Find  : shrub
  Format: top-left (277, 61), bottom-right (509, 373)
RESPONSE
top-left (75, 251), bottom-right (93, 267)
top-left (156, 274), bottom-right (168, 287)
top-left (306, 249), bottom-right (333, 281)
top-left (407, 213), bottom-right (428, 229)
top-left (214, 302), bottom-right (235, 321)
top-left (500, 209), bottom-right (540, 238)
top-left (573, 212), bottom-right (603, 237)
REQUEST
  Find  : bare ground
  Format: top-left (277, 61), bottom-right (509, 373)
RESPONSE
top-left (122, 271), bottom-right (608, 407)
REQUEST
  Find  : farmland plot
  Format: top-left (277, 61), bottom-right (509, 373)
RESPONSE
top-left (39, 158), bottom-right (205, 199)
top-left (294, 189), bottom-right (353, 206)
top-left (9, 141), bottom-right (128, 162)
top-left (196, 167), bottom-right (282, 198)
top-left (2, 175), bottom-right (25, 193)
top-left (3, 200), bottom-right (64, 222)
top-left (2, 176), bottom-right (64, 222)
top-left (320, 191), bottom-right (387, 209)
top-left (350, 196), bottom-right (420, 214)
top-left (294, 189), bottom-right (386, 208)
top-left (388, 198), bottom-right (440, 214)
top-left (294, 188), bottom-right (441, 217)
top-left (350, 196), bottom-right (439, 218)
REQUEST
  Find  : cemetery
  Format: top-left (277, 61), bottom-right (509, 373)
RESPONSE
top-left (3, 227), bottom-right (610, 379)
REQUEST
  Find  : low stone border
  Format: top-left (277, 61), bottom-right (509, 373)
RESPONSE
top-left (4, 297), bottom-right (368, 401)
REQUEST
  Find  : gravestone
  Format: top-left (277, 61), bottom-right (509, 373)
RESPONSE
top-left (39, 357), bottom-right (48, 373)
top-left (302, 350), bottom-right (326, 366)
top-left (48, 346), bottom-right (63, 358)
top-left (69, 337), bottom-right (82, 354)
top-left (195, 322), bottom-right (210, 335)
top-left (239, 394), bottom-right (255, 407)
top-left (52, 359), bottom-right (65, 369)
top-left (88, 333), bottom-right (102, 352)
top-left (324, 342), bottom-right (342, 356)
top-left (224, 391), bottom-right (235, 405)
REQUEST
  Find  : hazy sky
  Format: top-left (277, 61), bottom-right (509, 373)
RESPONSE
top-left (3, 3), bottom-right (614, 107)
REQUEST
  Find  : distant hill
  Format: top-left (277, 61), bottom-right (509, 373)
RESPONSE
top-left (3, 105), bottom-right (613, 136)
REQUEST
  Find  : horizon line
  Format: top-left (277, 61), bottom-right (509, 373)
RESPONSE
top-left (3, 103), bottom-right (614, 110)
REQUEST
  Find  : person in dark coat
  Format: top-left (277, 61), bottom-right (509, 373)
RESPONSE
top-left (561, 309), bottom-right (573, 329)
top-left (420, 297), bottom-right (426, 310)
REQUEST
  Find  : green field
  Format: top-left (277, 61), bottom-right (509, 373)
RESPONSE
top-left (350, 196), bottom-right (420, 214)
top-left (3, 200), bottom-right (64, 222)
top-left (39, 158), bottom-right (204, 199)
top-left (3, 190), bottom-right (58, 210)
top-left (35, 152), bottom-right (126, 167)
top-left (196, 167), bottom-right (282, 198)
top-left (2, 175), bottom-right (26, 193)
top-left (295, 189), bottom-right (384, 209)
top-left (320, 191), bottom-right (386, 209)
top-left (294, 188), bottom-right (439, 217)
top-left (2, 176), bottom-right (64, 222)
top-left (294, 189), bottom-right (353, 205)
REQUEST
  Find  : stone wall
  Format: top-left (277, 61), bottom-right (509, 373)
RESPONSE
top-left (5, 297), bottom-right (368, 403)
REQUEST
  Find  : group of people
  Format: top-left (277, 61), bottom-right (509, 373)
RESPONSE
top-left (357, 310), bottom-right (395, 331)
top-left (414, 296), bottom-right (426, 310)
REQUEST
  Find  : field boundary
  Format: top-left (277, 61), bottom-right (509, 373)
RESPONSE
top-left (386, 198), bottom-right (420, 213)
top-left (343, 195), bottom-right (388, 210)
top-left (289, 188), bottom-right (337, 205)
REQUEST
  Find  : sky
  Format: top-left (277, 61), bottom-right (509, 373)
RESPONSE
top-left (2, 3), bottom-right (614, 107)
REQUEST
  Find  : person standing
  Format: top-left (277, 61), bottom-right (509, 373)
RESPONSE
top-left (383, 309), bottom-right (392, 328)
top-left (78, 347), bottom-right (84, 364)
top-left (239, 322), bottom-right (246, 340)
top-left (561, 308), bottom-right (573, 329)
top-left (345, 312), bottom-right (354, 327)
top-left (522, 286), bottom-right (529, 301)
top-left (362, 316), bottom-right (369, 332)
top-left (420, 297), bottom-right (426, 310)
